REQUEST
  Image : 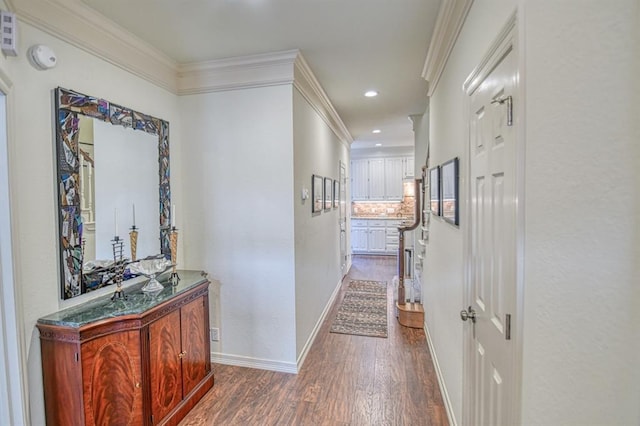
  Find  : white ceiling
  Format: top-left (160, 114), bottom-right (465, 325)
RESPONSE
top-left (80, 0), bottom-right (441, 150)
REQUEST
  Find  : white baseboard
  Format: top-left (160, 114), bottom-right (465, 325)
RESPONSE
top-left (296, 276), bottom-right (343, 370)
top-left (210, 352), bottom-right (298, 374)
top-left (424, 321), bottom-right (458, 426)
top-left (210, 276), bottom-right (344, 376)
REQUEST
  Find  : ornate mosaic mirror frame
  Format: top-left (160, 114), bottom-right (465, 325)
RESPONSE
top-left (55, 87), bottom-right (171, 299)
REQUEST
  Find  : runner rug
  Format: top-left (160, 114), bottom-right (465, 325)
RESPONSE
top-left (329, 280), bottom-right (388, 338)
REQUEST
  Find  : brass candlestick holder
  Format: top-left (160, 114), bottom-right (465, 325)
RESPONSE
top-left (129, 225), bottom-right (138, 261)
top-left (110, 236), bottom-right (127, 300)
top-left (170, 226), bottom-right (180, 285)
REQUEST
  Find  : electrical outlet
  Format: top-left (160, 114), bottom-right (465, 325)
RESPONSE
top-left (210, 327), bottom-right (220, 342)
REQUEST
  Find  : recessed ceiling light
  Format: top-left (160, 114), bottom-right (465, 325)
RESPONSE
top-left (364, 90), bottom-right (378, 98)
top-left (375, 143), bottom-right (382, 147)
top-left (372, 129), bottom-right (381, 134)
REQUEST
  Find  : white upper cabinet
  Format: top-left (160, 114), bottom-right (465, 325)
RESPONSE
top-left (350, 159), bottom-right (369, 201)
top-left (404, 156), bottom-right (415, 178)
top-left (368, 159), bottom-right (385, 200)
top-left (350, 155), bottom-right (414, 201)
top-left (384, 158), bottom-right (404, 200)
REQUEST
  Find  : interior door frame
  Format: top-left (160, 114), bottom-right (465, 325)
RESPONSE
top-left (461, 11), bottom-right (525, 425)
top-left (338, 160), bottom-right (347, 276)
top-left (0, 68), bottom-right (29, 425)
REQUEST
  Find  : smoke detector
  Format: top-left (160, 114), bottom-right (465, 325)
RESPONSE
top-left (28, 45), bottom-right (57, 70)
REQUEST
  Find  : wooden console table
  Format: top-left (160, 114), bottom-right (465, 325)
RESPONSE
top-left (37, 270), bottom-right (214, 426)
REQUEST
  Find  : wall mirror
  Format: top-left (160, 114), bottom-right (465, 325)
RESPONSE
top-left (55, 87), bottom-right (171, 299)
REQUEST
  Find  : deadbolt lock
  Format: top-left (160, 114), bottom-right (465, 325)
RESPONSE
top-left (460, 306), bottom-right (477, 323)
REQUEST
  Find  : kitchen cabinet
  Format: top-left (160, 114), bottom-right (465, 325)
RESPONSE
top-left (351, 156), bottom-right (414, 201)
top-left (351, 218), bottom-right (408, 255)
top-left (384, 158), bottom-right (404, 200)
top-left (350, 159), bottom-right (368, 201)
top-left (37, 270), bottom-right (214, 426)
top-left (368, 159), bottom-right (385, 199)
top-left (368, 229), bottom-right (387, 252)
top-left (385, 219), bottom-right (401, 254)
top-left (351, 225), bottom-right (369, 252)
top-left (404, 157), bottom-right (415, 178)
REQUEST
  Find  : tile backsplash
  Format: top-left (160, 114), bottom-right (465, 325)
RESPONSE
top-left (352, 196), bottom-right (415, 218)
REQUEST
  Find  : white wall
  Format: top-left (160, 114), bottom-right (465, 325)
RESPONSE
top-left (179, 85), bottom-right (298, 371)
top-left (424, 1), bottom-right (516, 423)
top-left (520, 1), bottom-right (640, 424)
top-left (292, 87), bottom-right (348, 360)
top-left (0, 22), bottom-right (180, 424)
top-left (428, 0), bottom-right (640, 424)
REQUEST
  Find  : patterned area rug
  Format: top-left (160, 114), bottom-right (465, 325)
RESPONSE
top-left (330, 280), bottom-right (388, 338)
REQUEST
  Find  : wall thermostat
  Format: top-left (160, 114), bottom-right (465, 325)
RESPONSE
top-left (28, 44), bottom-right (57, 70)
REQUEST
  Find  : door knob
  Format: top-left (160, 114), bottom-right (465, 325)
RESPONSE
top-left (460, 306), bottom-right (476, 323)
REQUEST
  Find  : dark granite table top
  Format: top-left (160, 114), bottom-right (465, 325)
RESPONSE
top-left (38, 270), bottom-right (208, 328)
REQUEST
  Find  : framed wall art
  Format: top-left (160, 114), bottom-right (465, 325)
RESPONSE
top-left (324, 177), bottom-right (332, 211)
top-left (441, 157), bottom-right (459, 226)
top-left (429, 166), bottom-right (441, 216)
top-left (312, 174), bottom-right (323, 213)
top-left (333, 179), bottom-right (340, 208)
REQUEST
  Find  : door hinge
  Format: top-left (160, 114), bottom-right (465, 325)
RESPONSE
top-left (74, 352), bottom-right (79, 363)
top-left (505, 313), bottom-right (512, 340)
top-left (491, 95), bottom-right (513, 126)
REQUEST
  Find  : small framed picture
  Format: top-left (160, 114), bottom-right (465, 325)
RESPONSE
top-left (324, 177), bottom-right (332, 211)
top-left (429, 166), bottom-right (441, 216)
top-left (441, 158), bottom-right (459, 226)
top-left (312, 174), bottom-right (323, 213)
top-left (333, 179), bottom-right (340, 208)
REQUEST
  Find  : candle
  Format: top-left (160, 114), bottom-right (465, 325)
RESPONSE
top-left (114, 208), bottom-right (118, 236)
top-left (132, 204), bottom-right (136, 227)
top-left (171, 204), bottom-right (176, 228)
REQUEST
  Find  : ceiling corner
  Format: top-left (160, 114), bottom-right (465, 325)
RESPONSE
top-left (422, 0), bottom-right (474, 96)
top-left (12, 0), bottom-right (178, 93)
top-left (293, 52), bottom-right (353, 147)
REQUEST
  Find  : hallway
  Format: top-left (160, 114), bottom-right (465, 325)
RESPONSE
top-left (180, 255), bottom-right (448, 425)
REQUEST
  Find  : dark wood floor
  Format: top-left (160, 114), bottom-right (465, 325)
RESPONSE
top-left (179, 255), bottom-right (448, 426)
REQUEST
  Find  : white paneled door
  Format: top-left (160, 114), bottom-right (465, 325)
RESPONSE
top-left (463, 20), bottom-right (520, 426)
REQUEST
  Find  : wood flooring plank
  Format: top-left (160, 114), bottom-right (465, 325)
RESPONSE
top-left (179, 255), bottom-right (449, 426)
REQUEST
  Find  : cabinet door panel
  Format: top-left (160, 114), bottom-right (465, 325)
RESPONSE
top-left (351, 226), bottom-right (368, 252)
top-left (81, 330), bottom-right (143, 426)
top-left (350, 159), bottom-right (369, 200)
top-left (149, 309), bottom-right (183, 422)
top-left (404, 156), bottom-right (415, 178)
top-left (368, 159), bottom-right (385, 200)
top-left (181, 297), bottom-right (208, 397)
top-left (368, 228), bottom-right (387, 252)
top-left (385, 158), bottom-right (404, 200)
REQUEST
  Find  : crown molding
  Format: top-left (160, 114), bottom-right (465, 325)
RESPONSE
top-left (293, 54), bottom-right (353, 146)
top-left (177, 50), bottom-right (298, 95)
top-left (7, 1), bottom-right (352, 145)
top-left (7, 0), bottom-right (178, 92)
top-left (421, 0), bottom-right (474, 96)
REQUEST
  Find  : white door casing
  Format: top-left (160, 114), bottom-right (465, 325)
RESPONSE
top-left (462, 14), bottom-right (523, 426)
top-left (0, 72), bottom-right (29, 425)
top-left (339, 161), bottom-right (347, 275)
